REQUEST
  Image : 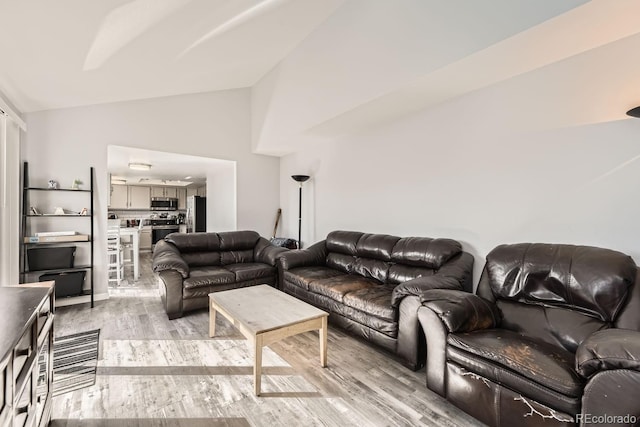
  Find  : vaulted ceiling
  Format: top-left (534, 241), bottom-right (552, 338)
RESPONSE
top-left (0, 0), bottom-right (344, 112)
top-left (2, 0), bottom-right (640, 156)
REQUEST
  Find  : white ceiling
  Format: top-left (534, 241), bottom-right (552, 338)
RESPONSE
top-left (305, 1), bottom-right (640, 139)
top-left (107, 145), bottom-right (232, 186)
top-left (3, 0), bottom-right (640, 157)
top-left (0, 0), bottom-right (344, 112)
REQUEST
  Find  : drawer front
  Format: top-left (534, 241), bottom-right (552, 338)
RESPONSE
top-left (0, 355), bottom-right (11, 426)
top-left (35, 333), bottom-right (50, 427)
top-left (13, 369), bottom-right (32, 427)
top-left (13, 324), bottom-right (35, 382)
top-left (36, 297), bottom-right (51, 338)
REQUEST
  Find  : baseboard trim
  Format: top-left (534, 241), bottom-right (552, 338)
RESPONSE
top-left (55, 292), bottom-right (109, 307)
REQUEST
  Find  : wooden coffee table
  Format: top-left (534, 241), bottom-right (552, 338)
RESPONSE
top-left (209, 285), bottom-right (329, 396)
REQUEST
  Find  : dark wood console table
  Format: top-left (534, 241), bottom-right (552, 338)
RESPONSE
top-left (0, 282), bottom-right (54, 427)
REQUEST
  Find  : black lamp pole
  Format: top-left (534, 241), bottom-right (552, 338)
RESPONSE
top-left (291, 175), bottom-right (310, 248)
top-left (627, 106), bottom-right (640, 118)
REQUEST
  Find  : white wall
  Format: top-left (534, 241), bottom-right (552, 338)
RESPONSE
top-left (279, 79), bottom-right (640, 282)
top-left (23, 89), bottom-right (280, 296)
top-left (205, 161), bottom-right (236, 232)
top-left (0, 115), bottom-right (22, 286)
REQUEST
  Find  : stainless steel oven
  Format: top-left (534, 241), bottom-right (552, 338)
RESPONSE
top-left (150, 219), bottom-right (179, 246)
top-left (150, 197), bottom-right (178, 211)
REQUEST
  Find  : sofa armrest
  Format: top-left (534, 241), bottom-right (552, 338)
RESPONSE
top-left (152, 240), bottom-right (189, 278)
top-left (157, 270), bottom-right (185, 320)
top-left (434, 252), bottom-right (475, 293)
top-left (576, 329), bottom-right (640, 378)
top-left (420, 289), bottom-right (501, 333)
top-left (391, 275), bottom-right (461, 307)
top-left (277, 240), bottom-right (327, 271)
top-left (254, 237), bottom-right (289, 265)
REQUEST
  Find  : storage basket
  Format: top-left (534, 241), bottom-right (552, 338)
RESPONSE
top-left (39, 270), bottom-right (85, 298)
top-left (27, 246), bottom-right (76, 270)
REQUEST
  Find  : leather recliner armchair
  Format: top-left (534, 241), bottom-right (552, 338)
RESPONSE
top-left (418, 243), bottom-right (640, 426)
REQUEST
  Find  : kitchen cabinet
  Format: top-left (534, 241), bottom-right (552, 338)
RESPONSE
top-left (128, 186), bottom-right (151, 209)
top-left (110, 185), bottom-right (128, 209)
top-left (139, 227), bottom-right (152, 251)
top-left (110, 185), bottom-right (150, 209)
top-left (177, 188), bottom-right (187, 209)
top-left (186, 186), bottom-right (206, 199)
top-left (150, 187), bottom-right (163, 198)
top-left (150, 187), bottom-right (177, 198)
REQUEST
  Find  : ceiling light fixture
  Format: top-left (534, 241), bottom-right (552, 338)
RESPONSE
top-left (627, 106), bottom-right (640, 118)
top-left (184, 176), bottom-right (192, 179)
top-left (128, 162), bottom-right (151, 171)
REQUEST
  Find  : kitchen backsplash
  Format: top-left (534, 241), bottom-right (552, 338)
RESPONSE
top-left (108, 209), bottom-right (186, 227)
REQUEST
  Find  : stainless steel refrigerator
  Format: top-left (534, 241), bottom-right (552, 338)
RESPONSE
top-left (186, 196), bottom-right (206, 232)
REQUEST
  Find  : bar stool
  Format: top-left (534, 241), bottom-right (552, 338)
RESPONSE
top-left (122, 220), bottom-right (142, 279)
top-left (107, 219), bottom-right (123, 286)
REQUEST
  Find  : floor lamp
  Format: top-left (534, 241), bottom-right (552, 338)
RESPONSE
top-left (291, 175), bottom-right (310, 249)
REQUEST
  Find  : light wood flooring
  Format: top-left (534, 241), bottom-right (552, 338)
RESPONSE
top-left (50, 253), bottom-right (483, 427)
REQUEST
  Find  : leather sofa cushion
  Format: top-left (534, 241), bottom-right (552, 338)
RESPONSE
top-left (218, 230), bottom-right (260, 250)
top-left (353, 258), bottom-right (389, 283)
top-left (498, 300), bottom-right (608, 353)
top-left (486, 243), bottom-right (636, 322)
top-left (323, 232), bottom-right (461, 281)
top-left (224, 263), bottom-right (275, 282)
top-left (342, 284), bottom-right (396, 322)
top-left (166, 231), bottom-right (261, 253)
top-left (355, 233), bottom-right (400, 261)
top-left (184, 266), bottom-right (235, 289)
top-left (183, 278), bottom-right (276, 301)
top-left (447, 329), bottom-right (582, 398)
top-left (388, 264), bottom-right (434, 284)
top-left (326, 253), bottom-right (355, 274)
top-left (182, 251), bottom-right (221, 267)
top-left (391, 237), bottom-right (462, 269)
top-left (284, 267), bottom-right (347, 291)
top-left (309, 275), bottom-right (379, 303)
top-left (284, 282), bottom-right (398, 337)
top-left (167, 233), bottom-right (221, 252)
top-left (221, 249), bottom-right (254, 265)
top-left (326, 231), bottom-right (361, 255)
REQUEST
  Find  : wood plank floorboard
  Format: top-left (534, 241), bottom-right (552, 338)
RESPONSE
top-left (51, 253), bottom-right (484, 426)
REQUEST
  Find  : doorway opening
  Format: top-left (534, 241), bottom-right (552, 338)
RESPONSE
top-left (106, 145), bottom-right (236, 295)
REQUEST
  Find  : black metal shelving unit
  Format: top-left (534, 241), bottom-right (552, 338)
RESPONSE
top-left (20, 161), bottom-right (95, 307)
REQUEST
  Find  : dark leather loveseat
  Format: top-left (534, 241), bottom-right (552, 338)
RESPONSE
top-left (152, 231), bottom-right (288, 319)
top-left (277, 230), bottom-right (473, 370)
top-left (419, 243), bottom-right (640, 426)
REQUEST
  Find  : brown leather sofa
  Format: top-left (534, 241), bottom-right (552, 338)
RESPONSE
top-left (277, 230), bottom-right (473, 370)
top-left (419, 243), bottom-right (640, 426)
top-left (152, 231), bottom-right (288, 319)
